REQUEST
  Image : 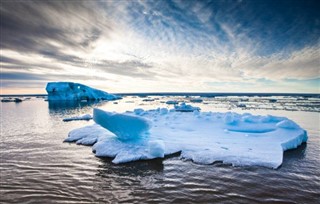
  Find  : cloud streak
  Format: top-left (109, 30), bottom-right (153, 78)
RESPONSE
top-left (1, 0), bottom-right (110, 51)
top-left (1, 0), bottom-right (319, 94)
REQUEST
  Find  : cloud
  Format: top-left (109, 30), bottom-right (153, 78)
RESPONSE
top-left (93, 59), bottom-right (154, 78)
top-left (1, 0), bottom-right (319, 93)
top-left (0, 0), bottom-right (112, 62)
top-left (1, 70), bottom-right (105, 81)
top-left (1, 72), bottom-right (44, 80)
top-left (238, 46), bottom-right (320, 80)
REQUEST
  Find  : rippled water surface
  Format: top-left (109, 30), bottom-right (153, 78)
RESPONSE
top-left (1, 96), bottom-right (319, 203)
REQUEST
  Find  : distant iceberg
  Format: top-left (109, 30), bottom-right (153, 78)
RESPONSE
top-left (46, 82), bottom-right (121, 101)
top-left (65, 108), bottom-right (307, 169)
top-left (1, 97), bottom-right (23, 103)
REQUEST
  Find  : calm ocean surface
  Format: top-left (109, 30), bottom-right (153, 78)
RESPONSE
top-left (1, 95), bottom-right (319, 203)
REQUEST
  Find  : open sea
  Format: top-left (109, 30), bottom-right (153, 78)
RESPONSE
top-left (1, 94), bottom-right (319, 203)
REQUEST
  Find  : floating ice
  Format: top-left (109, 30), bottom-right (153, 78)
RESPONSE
top-left (174, 102), bottom-right (201, 112)
top-left (166, 100), bottom-right (179, 105)
top-left (46, 82), bottom-right (121, 101)
top-left (1, 98), bottom-right (23, 103)
top-left (63, 114), bottom-right (92, 122)
top-left (190, 98), bottom-right (203, 103)
top-left (142, 98), bottom-right (155, 102)
top-left (65, 108), bottom-right (307, 168)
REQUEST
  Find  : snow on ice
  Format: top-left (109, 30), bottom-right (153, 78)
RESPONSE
top-left (46, 82), bottom-right (121, 101)
top-left (65, 108), bottom-right (307, 169)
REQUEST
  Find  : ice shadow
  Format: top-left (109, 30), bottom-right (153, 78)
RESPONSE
top-left (283, 142), bottom-right (307, 161)
top-left (279, 142), bottom-right (308, 171)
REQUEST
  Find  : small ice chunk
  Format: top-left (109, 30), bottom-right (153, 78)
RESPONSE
top-left (1, 98), bottom-right (23, 103)
top-left (237, 103), bottom-right (246, 107)
top-left (14, 98), bottom-right (23, 102)
top-left (142, 98), bottom-right (155, 102)
top-left (1, 98), bottom-right (13, 102)
top-left (166, 100), bottom-right (179, 105)
top-left (93, 108), bottom-right (151, 141)
top-left (174, 102), bottom-right (200, 112)
top-left (63, 114), bottom-right (92, 122)
top-left (190, 98), bottom-right (203, 103)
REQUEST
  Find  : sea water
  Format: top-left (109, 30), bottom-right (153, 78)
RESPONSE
top-left (1, 95), bottom-right (319, 203)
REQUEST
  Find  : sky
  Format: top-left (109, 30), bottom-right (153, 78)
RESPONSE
top-left (1, 0), bottom-right (319, 94)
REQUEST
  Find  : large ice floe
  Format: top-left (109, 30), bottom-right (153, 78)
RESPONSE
top-left (65, 108), bottom-right (307, 169)
top-left (46, 82), bottom-right (121, 101)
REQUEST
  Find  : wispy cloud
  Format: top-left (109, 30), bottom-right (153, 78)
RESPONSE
top-left (1, 0), bottom-right (111, 51)
top-left (1, 0), bottom-right (319, 93)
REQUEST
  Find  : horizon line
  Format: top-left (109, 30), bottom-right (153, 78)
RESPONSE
top-left (1, 92), bottom-right (319, 97)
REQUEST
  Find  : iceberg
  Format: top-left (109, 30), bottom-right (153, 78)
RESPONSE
top-left (46, 82), bottom-right (121, 101)
top-left (65, 108), bottom-right (307, 168)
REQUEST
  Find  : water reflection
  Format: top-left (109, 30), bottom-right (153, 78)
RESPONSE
top-left (47, 101), bottom-right (108, 118)
top-left (48, 100), bottom-right (102, 110)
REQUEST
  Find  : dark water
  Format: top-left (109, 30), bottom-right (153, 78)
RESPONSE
top-left (1, 98), bottom-right (319, 203)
